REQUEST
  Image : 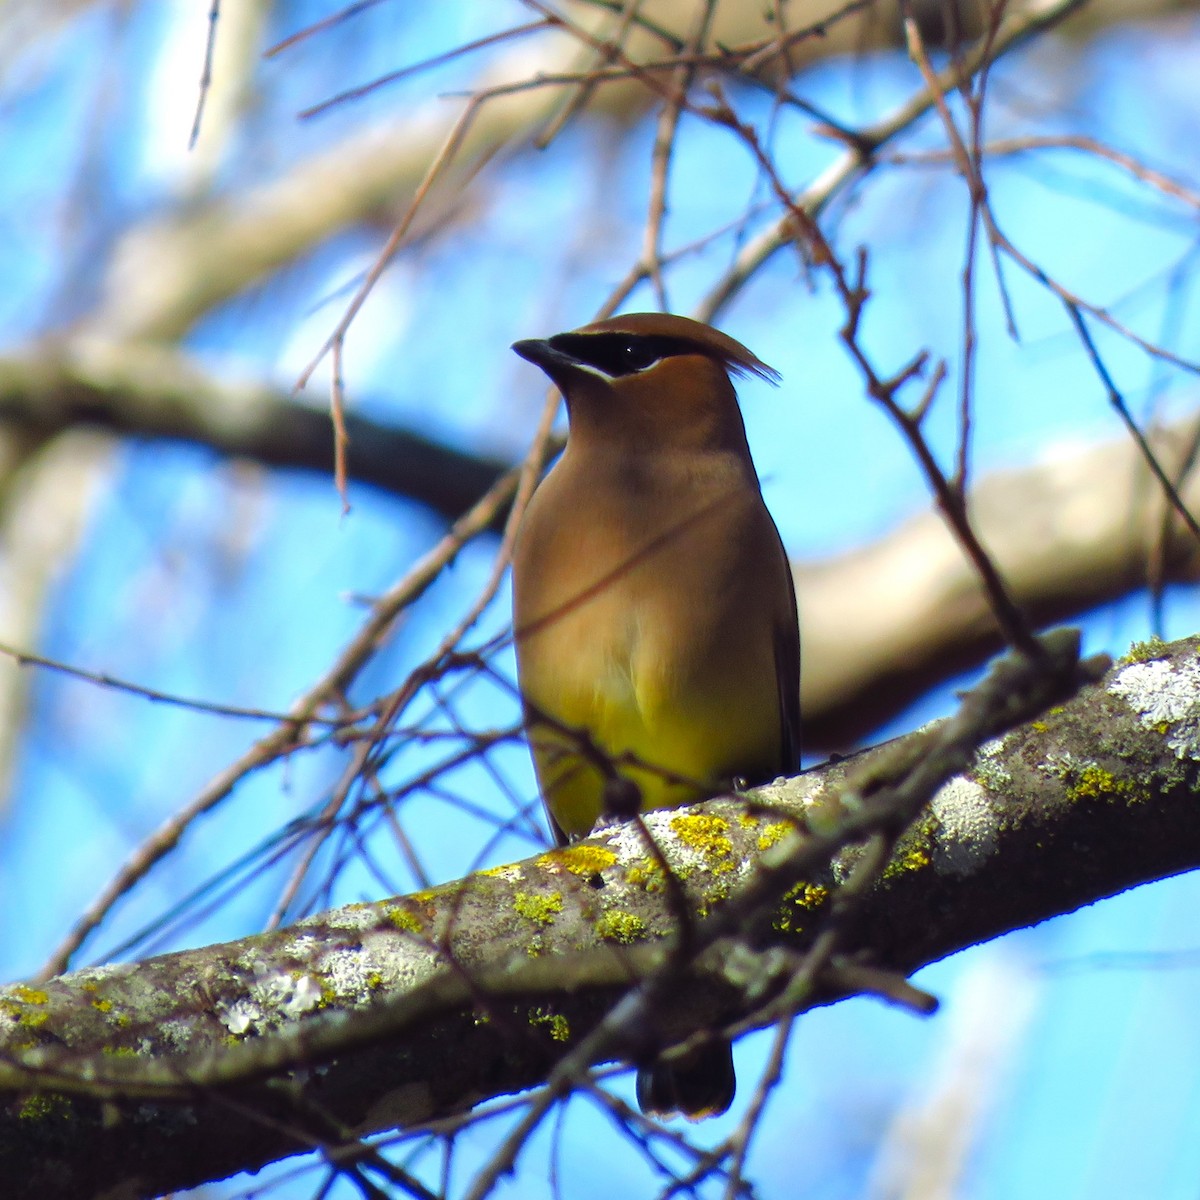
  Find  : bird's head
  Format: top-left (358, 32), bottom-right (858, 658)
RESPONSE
top-left (513, 313), bottom-right (779, 451)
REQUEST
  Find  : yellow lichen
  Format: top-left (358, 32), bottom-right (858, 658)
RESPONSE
top-left (384, 905), bottom-right (424, 934)
top-left (1068, 764), bottom-right (1136, 803)
top-left (0, 987), bottom-right (51, 1027)
top-left (595, 909), bottom-right (647, 943)
top-left (883, 845), bottom-right (931, 879)
top-left (18, 1093), bottom-right (69, 1121)
top-left (774, 881), bottom-right (829, 933)
top-left (101, 1045), bottom-right (137, 1057)
top-left (479, 864), bottom-right (520, 879)
top-left (91, 998), bottom-right (113, 1013)
top-left (670, 813), bottom-right (733, 861)
top-left (1120, 635), bottom-right (1169, 665)
top-left (538, 844), bottom-right (619, 876)
top-left (513, 891), bottom-right (564, 925)
top-left (881, 814), bottom-right (938, 881)
top-left (626, 861), bottom-right (665, 891)
top-left (528, 1007), bottom-right (571, 1042)
top-left (756, 821), bottom-right (791, 852)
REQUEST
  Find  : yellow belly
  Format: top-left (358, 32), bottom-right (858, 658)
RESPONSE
top-left (524, 639), bottom-right (781, 840)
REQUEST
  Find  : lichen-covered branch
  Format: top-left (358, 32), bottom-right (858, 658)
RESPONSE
top-left (3, 633), bottom-right (1199, 1198)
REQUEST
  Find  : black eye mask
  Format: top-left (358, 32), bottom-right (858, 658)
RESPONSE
top-left (546, 332), bottom-right (696, 378)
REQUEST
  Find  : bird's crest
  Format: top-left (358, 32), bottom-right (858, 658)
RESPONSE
top-left (567, 313), bottom-right (781, 385)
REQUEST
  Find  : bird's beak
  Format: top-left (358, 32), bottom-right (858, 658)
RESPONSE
top-left (512, 338), bottom-right (580, 377)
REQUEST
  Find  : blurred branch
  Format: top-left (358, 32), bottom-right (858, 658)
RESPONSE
top-left (0, 341), bottom-right (509, 520)
top-left (0, 432), bottom-right (111, 813)
top-left (865, 957), bottom-right (1038, 1200)
top-left (185, 0), bottom-right (270, 187)
top-left (887, 133), bottom-right (1200, 210)
top-left (9, 630), bottom-right (1200, 1200)
top-left (800, 413), bottom-right (1200, 745)
top-left (77, 57), bottom-right (574, 341)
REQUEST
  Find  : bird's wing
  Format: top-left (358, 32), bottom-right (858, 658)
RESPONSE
top-left (773, 541), bottom-right (802, 774)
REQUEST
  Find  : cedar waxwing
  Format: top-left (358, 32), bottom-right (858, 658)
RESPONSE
top-left (510, 312), bottom-right (801, 1120)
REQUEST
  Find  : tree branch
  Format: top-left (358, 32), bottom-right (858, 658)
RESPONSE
top-left (800, 415), bottom-right (1200, 744)
top-left (0, 342), bottom-right (508, 521)
top-left (6, 632), bottom-right (1199, 1199)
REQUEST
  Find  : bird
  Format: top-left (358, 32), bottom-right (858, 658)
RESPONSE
top-left (509, 312), bottom-right (801, 1120)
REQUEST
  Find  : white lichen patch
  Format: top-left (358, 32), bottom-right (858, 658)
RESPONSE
top-left (215, 996), bottom-right (261, 1036)
top-left (158, 1017), bottom-right (193, 1051)
top-left (966, 733), bottom-right (1014, 792)
top-left (600, 816), bottom-right (681, 871)
top-left (215, 968), bottom-right (326, 1036)
top-left (1110, 657), bottom-right (1200, 759)
top-left (929, 777), bottom-right (998, 876)
top-left (320, 947), bottom-right (379, 1005)
top-left (601, 817), bottom-right (659, 862)
top-left (256, 970), bottom-right (323, 1018)
top-left (977, 733), bottom-right (1010, 760)
top-left (1040, 748), bottom-right (1077, 778)
top-left (756, 772), bottom-right (822, 808)
top-left (288, 933), bottom-right (323, 956)
top-left (358, 928), bottom-right (444, 990)
top-left (70, 963), bottom-right (126, 986)
top-left (306, 903), bottom-right (380, 933)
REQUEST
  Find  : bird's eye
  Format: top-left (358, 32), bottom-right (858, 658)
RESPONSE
top-left (620, 340), bottom-right (661, 372)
